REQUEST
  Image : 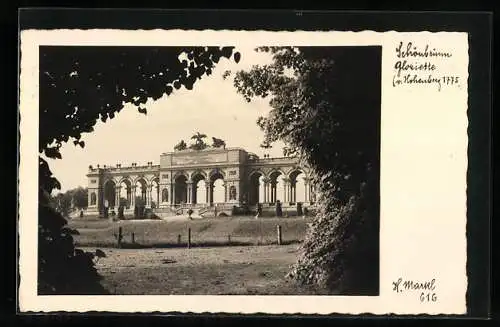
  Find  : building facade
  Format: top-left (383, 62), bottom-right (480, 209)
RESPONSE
top-left (86, 147), bottom-right (317, 217)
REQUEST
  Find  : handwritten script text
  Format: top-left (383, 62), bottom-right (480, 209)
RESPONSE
top-left (393, 42), bottom-right (460, 91)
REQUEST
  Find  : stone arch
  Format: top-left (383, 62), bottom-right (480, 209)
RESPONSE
top-left (288, 167), bottom-right (305, 180)
top-left (174, 174), bottom-right (188, 205)
top-left (191, 171), bottom-right (207, 204)
top-left (268, 168), bottom-right (286, 178)
top-left (288, 168), bottom-right (307, 204)
top-left (172, 170), bottom-right (189, 181)
top-left (132, 175), bottom-right (149, 186)
top-left (248, 169), bottom-right (265, 179)
top-left (117, 176), bottom-right (133, 185)
top-left (117, 177), bottom-right (133, 209)
top-left (209, 170), bottom-right (225, 204)
top-left (102, 177), bottom-right (115, 187)
top-left (190, 169), bottom-right (207, 180)
top-left (150, 178), bottom-right (160, 208)
top-left (148, 175), bottom-right (160, 185)
top-left (268, 169), bottom-right (285, 204)
top-left (248, 170), bottom-right (265, 205)
top-left (134, 177), bottom-right (148, 207)
top-left (208, 168), bottom-right (226, 180)
top-left (102, 179), bottom-right (116, 209)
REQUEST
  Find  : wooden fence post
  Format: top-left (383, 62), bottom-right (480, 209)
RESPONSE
top-left (276, 225), bottom-right (282, 245)
top-left (187, 228), bottom-right (191, 249)
top-left (131, 232), bottom-right (135, 244)
top-left (113, 226), bottom-right (123, 248)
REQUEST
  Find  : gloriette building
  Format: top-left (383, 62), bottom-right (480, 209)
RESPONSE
top-left (86, 147), bottom-right (317, 218)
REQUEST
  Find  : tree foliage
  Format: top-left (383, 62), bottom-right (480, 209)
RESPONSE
top-left (39, 46), bottom-right (240, 294)
top-left (50, 186), bottom-right (88, 217)
top-left (259, 140), bottom-right (272, 149)
top-left (38, 191), bottom-right (108, 294)
top-left (232, 46), bottom-right (381, 294)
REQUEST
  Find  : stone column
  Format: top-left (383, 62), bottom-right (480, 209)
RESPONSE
top-left (304, 178), bottom-right (309, 203)
top-left (205, 180), bottom-right (212, 205)
top-left (130, 186), bottom-right (136, 207)
top-left (148, 185), bottom-right (153, 207)
top-left (224, 183), bottom-right (228, 203)
top-left (263, 181), bottom-right (268, 203)
top-left (269, 183), bottom-right (273, 203)
top-left (115, 186), bottom-right (121, 209)
top-left (271, 184), bottom-right (275, 203)
top-left (186, 182), bottom-right (193, 204)
top-left (283, 178), bottom-right (290, 203)
top-left (170, 183), bottom-right (175, 205)
top-left (126, 187), bottom-right (131, 208)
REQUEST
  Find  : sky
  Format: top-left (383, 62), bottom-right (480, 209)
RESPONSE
top-left (48, 46), bottom-right (286, 193)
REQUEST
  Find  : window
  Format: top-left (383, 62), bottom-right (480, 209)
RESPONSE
top-left (90, 193), bottom-right (97, 205)
top-left (229, 186), bottom-right (237, 200)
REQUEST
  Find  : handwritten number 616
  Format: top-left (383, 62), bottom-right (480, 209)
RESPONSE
top-left (420, 292), bottom-right (437, 302)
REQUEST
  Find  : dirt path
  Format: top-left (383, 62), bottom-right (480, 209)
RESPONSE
top-left (88, 244), bottom-right (300, 270)
top-left (81, 244), bottom-right (321, 295)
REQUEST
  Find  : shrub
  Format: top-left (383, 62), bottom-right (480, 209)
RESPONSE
top-left (38, 197), bottom-right (108, 294)
top-left (287, 179), bottom-right (379, 294)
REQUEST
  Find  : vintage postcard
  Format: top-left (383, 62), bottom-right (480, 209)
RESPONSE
top-left (18, 28), bottom-right (469, 315)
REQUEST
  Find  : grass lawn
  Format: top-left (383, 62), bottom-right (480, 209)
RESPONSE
top-left (69, 216), bottom-right (311, 248)
top-left (86, 244), bottom-right (328, 295)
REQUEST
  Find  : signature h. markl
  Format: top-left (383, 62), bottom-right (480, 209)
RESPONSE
top-left (392, 278), bottom-right (436, 293)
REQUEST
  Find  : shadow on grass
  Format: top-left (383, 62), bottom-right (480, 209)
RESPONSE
top-left (76, 239), bottom-right (302, 249)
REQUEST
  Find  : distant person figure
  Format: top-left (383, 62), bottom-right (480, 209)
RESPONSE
top-left (254, 209), bottom-right (260, 219)
top-left (103, 200), bottom-right (109, 218)
top-left (257, 203), bottom-right (263, 216)
top-left (303, 206), bottom-right (309, 218)
top-left (275, 200), bottom-right (283, 217)
top-left (118, 206), bottom-right (124, 219)
top-left (296, 202), bottom-right (303, 216)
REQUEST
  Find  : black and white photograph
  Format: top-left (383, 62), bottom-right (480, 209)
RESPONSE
top-left (19, 27), bottom-right (472, 315)
top-left (37, 44), bottom-right (381, 296)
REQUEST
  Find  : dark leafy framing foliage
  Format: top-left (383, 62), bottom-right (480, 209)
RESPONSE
top-left (232, 46), bottom-right (381, 294)
top-left (38, 46), bottom-right (239, 294)
top-left (38, 198), bottom-right (108, 294)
